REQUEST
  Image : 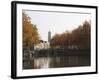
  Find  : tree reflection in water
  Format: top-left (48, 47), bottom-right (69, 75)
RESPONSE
top-left (32, 54), bottom-right (90, 69)
top-left (23, 49), bottom-right (90, 69)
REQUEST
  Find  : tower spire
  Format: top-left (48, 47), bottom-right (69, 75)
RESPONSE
top-left (48, 31), bottom-right (51, 42)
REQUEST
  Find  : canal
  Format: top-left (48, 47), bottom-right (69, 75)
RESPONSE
top-left (23, 49), bottom-right (90, 69)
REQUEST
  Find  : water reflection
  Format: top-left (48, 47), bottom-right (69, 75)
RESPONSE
top-left (32, 55), bottom-right (90, 69)
top-left (34, 57), bottom-right (50, 68)
top-left (23, 49), bottom-right (90, 69)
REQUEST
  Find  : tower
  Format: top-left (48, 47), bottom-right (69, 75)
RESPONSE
top-left (48, 31), bottom-right (51, 42)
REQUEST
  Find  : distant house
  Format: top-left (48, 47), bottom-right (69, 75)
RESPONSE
top-left (34, 31), bottom-right (51, 50)
top-left (34, 40), bottom-right (50, 50)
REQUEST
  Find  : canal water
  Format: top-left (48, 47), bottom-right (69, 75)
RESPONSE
top-left (23, 49), bottom-right (90, 69)
top-left (32, 55), bottom-right (90, 69)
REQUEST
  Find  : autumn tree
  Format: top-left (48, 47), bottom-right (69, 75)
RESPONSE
top-left (50, 34), bottom-right (61, 47)
top-left (50, 20), bottom-right (91, 49)
top-left (23, 12), bottom-right (40, 47)
top-left (80, 21), bottom-right (91, 48)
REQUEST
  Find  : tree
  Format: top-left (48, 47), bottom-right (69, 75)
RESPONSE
top-left (23, 12), bottom-right (40, 47)
top-left (50, 20), bottom-right (91, 49)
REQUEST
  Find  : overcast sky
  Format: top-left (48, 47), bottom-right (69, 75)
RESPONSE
top-left (24, 10), bottom-right (91, 41)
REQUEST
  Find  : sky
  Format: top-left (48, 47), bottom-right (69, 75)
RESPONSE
top-left (24, 10), bottom-right (91, 41)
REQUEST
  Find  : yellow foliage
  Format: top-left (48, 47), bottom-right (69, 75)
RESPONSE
top-left (22, 12), bottom-right (40, 46)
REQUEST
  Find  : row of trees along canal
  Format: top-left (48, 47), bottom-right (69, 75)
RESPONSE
top-left (23, 12), bottom-right (91, 52)
top-left (50, 21), bottom-right (91, 49)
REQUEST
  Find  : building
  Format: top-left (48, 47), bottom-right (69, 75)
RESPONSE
top-left (48, 31), bottom-right (51, 42)
top-left (34, 40), bottom-right (50, 50)
top-left (34, 31), bottom-right (51, 50)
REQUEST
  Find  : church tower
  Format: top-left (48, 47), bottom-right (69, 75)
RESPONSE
top-left (48, 31), bottom-right (51, 42)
